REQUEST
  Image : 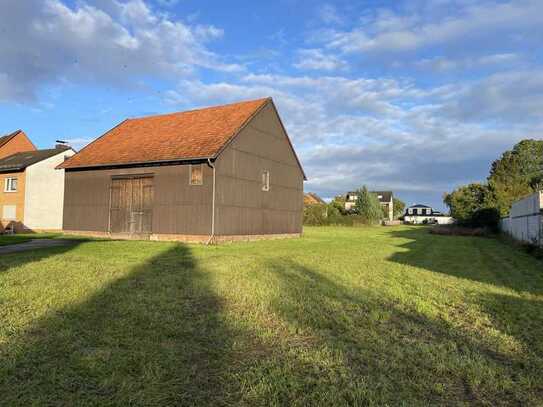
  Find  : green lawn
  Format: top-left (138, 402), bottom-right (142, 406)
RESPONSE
top-left (1, 226), bottom-right (542, 406)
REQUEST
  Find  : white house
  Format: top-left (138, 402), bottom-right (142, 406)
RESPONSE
top-left (0, 145), bottom-right (75, 232)
top-left (403, 204), bottom-right (453, 225)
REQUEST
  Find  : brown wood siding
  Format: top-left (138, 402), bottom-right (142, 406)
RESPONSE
top-left (215, 103), bottom-right (304, 235)
top-left (63, 164), bottom-right (213, 234)
top-left (109, 176), bottom-right (154, 235)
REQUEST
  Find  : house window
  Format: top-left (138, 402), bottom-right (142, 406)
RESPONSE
top-left (262, 170), bottom-right (270, 191)
top-left (189, 164), bottom-right (203, 185)
top-left (2, 205), bottom-right (16, 220)
top-left (4, 178), bottom-right (17, 192)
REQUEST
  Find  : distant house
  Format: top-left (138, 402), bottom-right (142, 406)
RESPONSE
top-left (403, 204), bottom-right (453, 225)
top-left (304, 192), bottom-right (326, 206)
top-left (0, 145), bottom-right (75, 232)
top-left (58, 98), bottom-right (306, 242)
top-left (0, 130), bottom-right (36, 159)
top-left (345, 190), bottom-right (394, 221)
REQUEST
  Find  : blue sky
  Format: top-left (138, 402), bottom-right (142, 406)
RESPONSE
top-left (1, 0), bottom-right (543, 210)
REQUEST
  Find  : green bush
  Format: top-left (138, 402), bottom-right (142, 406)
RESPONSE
top-left (303, 203), bottom-right (378, 227)
top-left (354, 186), bottom-right (383, 225)
top-left (469, 207), bottom-right (501, 232)
top-left (303, 204), bottom-right (328, 226)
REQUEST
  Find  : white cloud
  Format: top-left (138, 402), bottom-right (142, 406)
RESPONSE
top-left (0, 0), bottom-right (240, 102)
top-left (318, 4), bottom-right (344, 25)
top-left (155, 0), bottom-right (180, 7)
top-left (443, 70), bottom-right (543, 122)
top-left (316, 0), bottom-right (543, 55)
top-left (165, 69), bottom-right (543, 204)
top-left (294, 49), bottom-right (347, 71)
top-left (62, 138), bottom-right (94, 151)
top-left (415, 53), bottom-right (523, 72)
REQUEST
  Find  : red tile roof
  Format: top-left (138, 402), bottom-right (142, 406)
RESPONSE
top-left (59, 98), bottom-right (270, 169)
top-left (304, 192), bottom-right (326, 205)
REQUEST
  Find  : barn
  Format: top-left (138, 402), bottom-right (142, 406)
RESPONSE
top-left (59, 98), bottom-right (306, 242)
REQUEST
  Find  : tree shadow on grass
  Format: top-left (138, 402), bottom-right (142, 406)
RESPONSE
top-left (0, 242), bottom-right (82, 273)
top-left (0, 244), bottom-right (263, 406)
top-left (263, 257), bottom-right (542, 406)
top-left (387, 228), bottom-right (543, 295)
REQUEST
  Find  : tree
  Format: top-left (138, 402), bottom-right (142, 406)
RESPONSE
top-left (487, 139), bottom-right (543, 215)
top-left (303, 204), bottom-right (328, 226)
top-left (443, 183), bottom-right (492, 225)
top-left (330, 195), bottom-right (347, 215)
top-left (354, 186), bottom-right (383, 224)
top-left (392, 198), bottom-right (406, 219)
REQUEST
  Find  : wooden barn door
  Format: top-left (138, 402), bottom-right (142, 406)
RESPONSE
top-left (109, 176), bottom-right (154, 238)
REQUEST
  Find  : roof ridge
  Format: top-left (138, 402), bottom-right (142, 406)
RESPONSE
top-left (0, 129), bottom-right (22, 147)
top-left (127, 97), bottom-right (271, 121)
top-left (0, 146), bottom-right (73, 172)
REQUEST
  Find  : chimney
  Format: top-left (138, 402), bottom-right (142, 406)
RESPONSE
top-left (55, 140), bottom-right (69, 150)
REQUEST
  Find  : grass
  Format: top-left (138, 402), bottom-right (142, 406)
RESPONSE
top-left (0, 232), bottom-right (61, 246)
top-left (0, 226), bottom-right (542, 406)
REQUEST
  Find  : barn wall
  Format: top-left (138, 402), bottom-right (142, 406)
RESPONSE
top-left (63, 164), bottom-right (213, 235)
top-left (214, 102), bottom-right (304, 236)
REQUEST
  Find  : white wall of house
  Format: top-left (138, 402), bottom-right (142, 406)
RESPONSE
top-left (24, 149), bottom-right (75, 230)
top-left (404, 215), bottom-right (454, 225)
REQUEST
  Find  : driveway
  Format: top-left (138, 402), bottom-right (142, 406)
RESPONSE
top-left (0, 239), bottom-right (78, 255)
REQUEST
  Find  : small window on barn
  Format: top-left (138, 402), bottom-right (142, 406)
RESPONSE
top-left (262, 170), bottom-right (270, 192)
top-left (189, 164), bottom-right (203, 185)
top-left (4, 178), bottom-right (17, 192)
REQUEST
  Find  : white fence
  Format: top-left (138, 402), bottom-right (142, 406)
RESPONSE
top-left (500, 191), bottom-right (543, 246)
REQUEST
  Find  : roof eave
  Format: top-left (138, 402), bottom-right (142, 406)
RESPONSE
top-left (60, 156), bottom-right (214, 171)
top-left (0, 167), bottom-right (25, 173)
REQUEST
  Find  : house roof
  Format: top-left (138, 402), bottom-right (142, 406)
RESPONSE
top-left (58, 98), bottom-right (305, 179)
top-left (371, 191), bottom-right (393, 203)
top-left (304, 192), bottom-right (326, 205)
top-left (408, 204), bottom-right (432, 208)
top-left (0, 147), bottom-right (71, 173)
top-left (0, 130), bottom-right (22, 149)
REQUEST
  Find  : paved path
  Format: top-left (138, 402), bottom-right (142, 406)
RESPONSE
top-left (0, 239), bottom-right (79, 255)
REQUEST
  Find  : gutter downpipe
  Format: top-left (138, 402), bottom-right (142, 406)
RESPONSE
top-left (206, 158), bottom-right (216, 245)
